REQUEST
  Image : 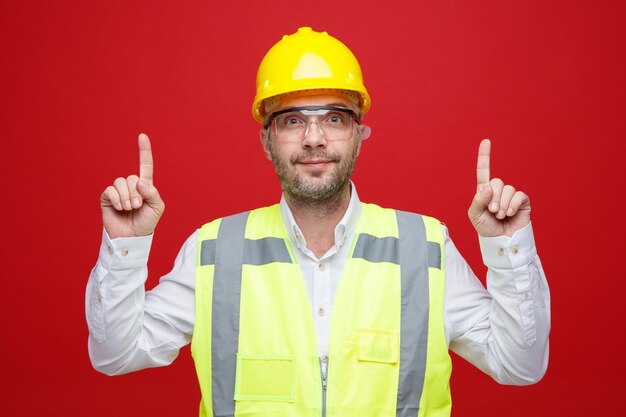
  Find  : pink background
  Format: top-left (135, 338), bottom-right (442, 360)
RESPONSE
top-left (1, 1), bottom-right (625, 415)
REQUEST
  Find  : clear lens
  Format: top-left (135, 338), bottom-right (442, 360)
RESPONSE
top-left (271, 106), bottom-right (355, 141)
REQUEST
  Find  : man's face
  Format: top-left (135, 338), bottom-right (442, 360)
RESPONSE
top-left (260, 93), bottom-right (364, 203)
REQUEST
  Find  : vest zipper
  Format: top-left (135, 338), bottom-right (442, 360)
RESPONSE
top-left (320, 359), bottom-right (327, 417)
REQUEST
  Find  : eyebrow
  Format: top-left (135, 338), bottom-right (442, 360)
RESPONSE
top-left (325, 102), bottom-right (349, 108)
top-left (278, 102), bottom-right (349, 110)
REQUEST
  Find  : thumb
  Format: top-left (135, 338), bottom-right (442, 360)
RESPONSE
top-left (468, 183), bottom-right (492, 220)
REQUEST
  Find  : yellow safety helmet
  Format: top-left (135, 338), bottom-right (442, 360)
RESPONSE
top-left (252, 27), bottom-right (371, 124)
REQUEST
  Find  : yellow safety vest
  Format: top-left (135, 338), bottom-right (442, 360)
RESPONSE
top-left (192, 203), bottom-right (452, 417)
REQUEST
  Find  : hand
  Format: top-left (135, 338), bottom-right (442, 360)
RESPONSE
top-left (100, 133), bottom-right (165, 239)
top-left (467, 139), bottom-right (531, 237)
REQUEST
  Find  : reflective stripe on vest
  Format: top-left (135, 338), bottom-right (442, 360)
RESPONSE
top-left (350, 211), bottom-right (441, 416)
top-left (199, 212), bottom-right (294, 417)
top-left (192, 204), bottom-right (451, 417)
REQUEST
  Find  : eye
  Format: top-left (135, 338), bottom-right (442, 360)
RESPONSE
top-left (324, 112), bottom-right (348, 125)
top-left (279, 113), bottom-right (305, 127)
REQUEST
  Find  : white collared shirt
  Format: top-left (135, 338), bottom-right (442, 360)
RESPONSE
top-left (278, 186), bottom-right (362, 366)
top-left (86, 184), bottom-right (550, 384)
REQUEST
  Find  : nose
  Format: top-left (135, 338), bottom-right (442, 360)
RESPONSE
top-left (302, 120), bottom-right (327, 148)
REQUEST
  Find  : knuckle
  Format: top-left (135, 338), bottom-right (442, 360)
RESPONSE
top-left (114, 183), bottom-right (129, 196)
top-left (504, 184), bottom-right (516, 193)
top-left (105, 186), bottom-right (117, 197)
top-left (489, 179), bottom-right (504, 193)
top-left (102, 189), bottom-right (120, 207)
top-left (113, 179), bottom-right (129, 195)
top-left (128, 184), bottom-right (140, 196)
top-left (101, 187), bottom-right (113, 201)
top-left (521, 192), bottom-right (530, 205)
top-left (127, 174), bottom-right (139, 182)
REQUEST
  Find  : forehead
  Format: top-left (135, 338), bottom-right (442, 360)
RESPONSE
top-left (273, 93), bottom-right (356, 112)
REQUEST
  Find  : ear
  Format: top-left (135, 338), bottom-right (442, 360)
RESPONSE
top-left (360, 124), bottom-right (372, 141)
top-left (259, 128), bottom-right (272, 160)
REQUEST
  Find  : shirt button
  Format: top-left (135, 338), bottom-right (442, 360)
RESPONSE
top-left (296, 234), bottom-right (302, 241)
top-left (523, 292), bottom-right (531, 300)
top-left (497, 247), bottom-right (505, 256)
top-left (511, 246), bottom-right (519, 254)
top-left (318, 263), bottom-right (326, 271)
top-left (107, 246), bottom-right (113, 255)
top-left (318, 307), bottom-right (326, 316)
top-left (121, 248), bottom-right (129, 256)
top-left (321, 355), bottom-right (328, 363)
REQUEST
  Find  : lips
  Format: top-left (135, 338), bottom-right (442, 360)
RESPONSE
top-left (297, 159), bottom-right (336, 171)
top-left (291, 151), bottom-right (339, 172)
top-left (298, 159), bottom-right (333, 165)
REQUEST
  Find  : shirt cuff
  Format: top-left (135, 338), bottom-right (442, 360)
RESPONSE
top-left (478, 222), bottom-right (537, 270)
top-left (98, 228), bottom-right (154, 270)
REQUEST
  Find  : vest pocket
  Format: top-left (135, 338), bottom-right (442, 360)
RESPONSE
top-left (234, 354), bottom-right (296, 402)
top-left (356, 328), bottom-right (399, 364)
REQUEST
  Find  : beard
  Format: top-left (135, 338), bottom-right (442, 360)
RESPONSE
top-left (269, 140), bottom-right (359, 205)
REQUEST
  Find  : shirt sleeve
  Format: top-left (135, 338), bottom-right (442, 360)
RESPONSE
top-left (86, 228), bottom-right (198, 376)
top-left (443, 222), bottom-right (550, 385)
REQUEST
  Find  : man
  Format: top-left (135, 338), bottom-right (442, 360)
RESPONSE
top-left (87, 27), bottom-right (550, 417)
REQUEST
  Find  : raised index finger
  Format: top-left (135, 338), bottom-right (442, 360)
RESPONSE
top-left (138, 133), bottom-right (154, 184)
top-left (476, 138), bottom-right (491, 186)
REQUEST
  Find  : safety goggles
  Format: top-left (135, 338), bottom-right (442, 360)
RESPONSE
top-left (264, 106), bottom-right (360, 141)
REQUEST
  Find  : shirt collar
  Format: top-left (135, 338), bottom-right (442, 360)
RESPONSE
top-left (279, 181), bottom-right (362, 251)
